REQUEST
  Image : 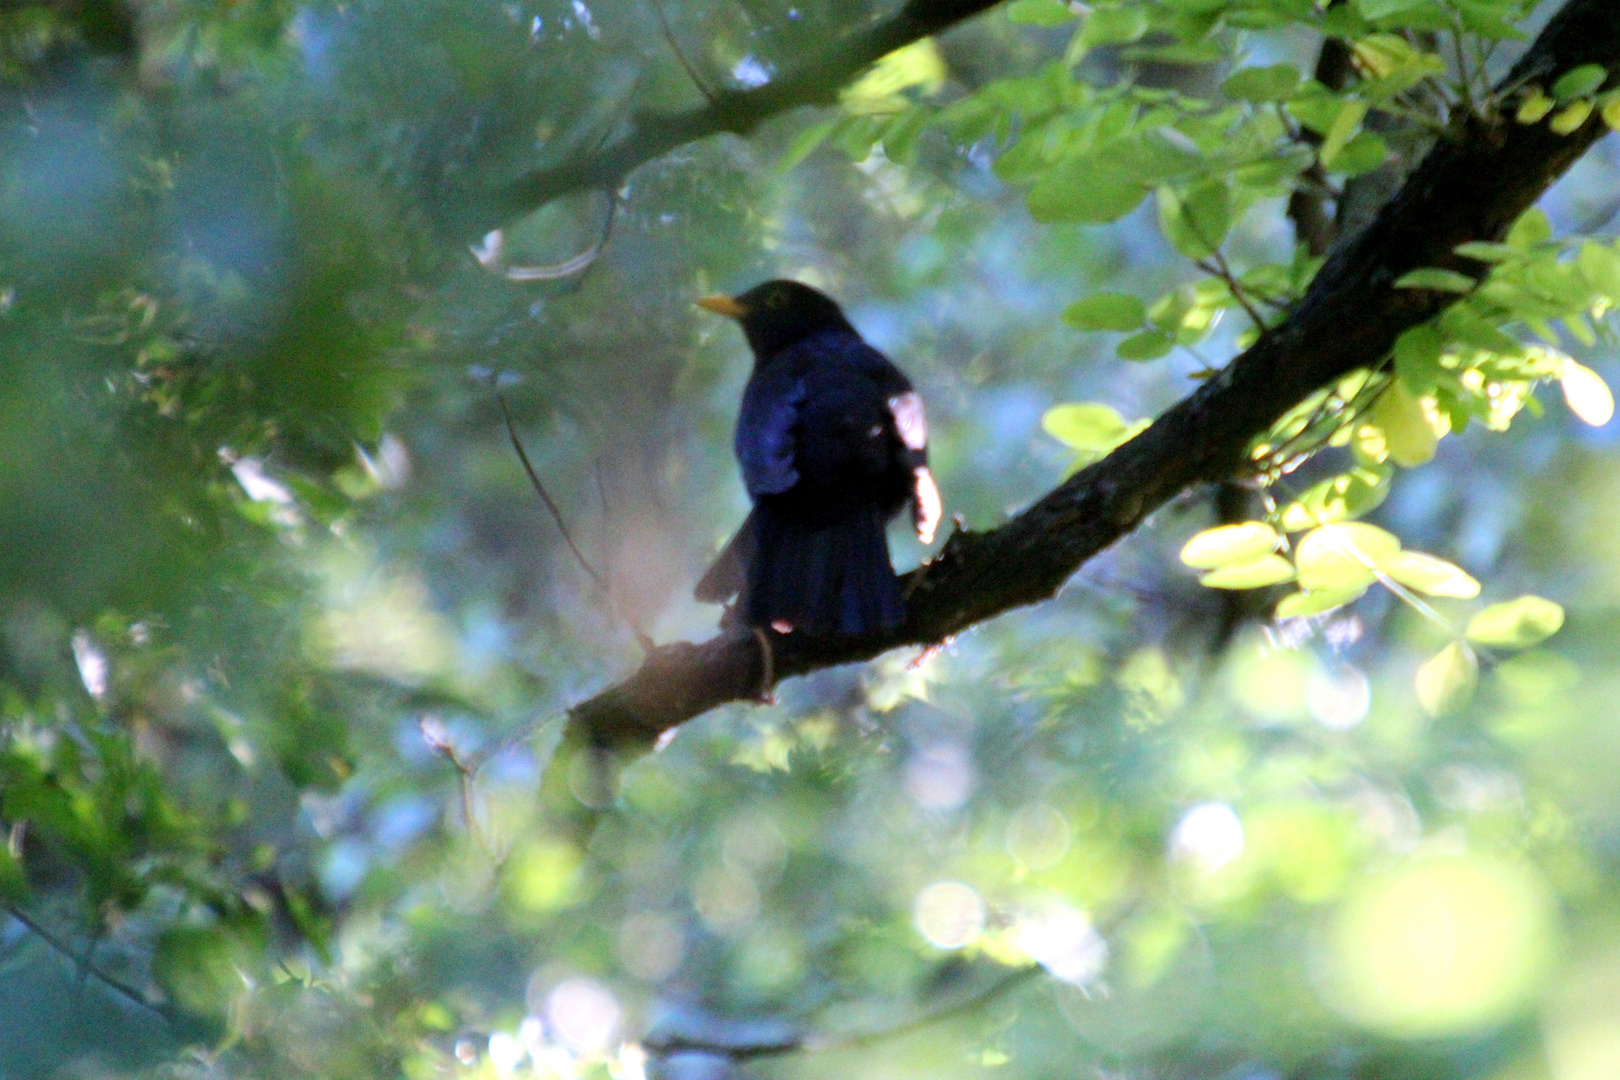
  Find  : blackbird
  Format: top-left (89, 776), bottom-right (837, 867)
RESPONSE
top-left (694, 280), bottom-right (941, 635)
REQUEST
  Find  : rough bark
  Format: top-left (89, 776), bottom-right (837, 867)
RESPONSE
top-left (567, 0), bottom-right (1620, 751)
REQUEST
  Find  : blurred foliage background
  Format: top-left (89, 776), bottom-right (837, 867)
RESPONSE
top-left (4, 0), bottom-right (1620, 1078)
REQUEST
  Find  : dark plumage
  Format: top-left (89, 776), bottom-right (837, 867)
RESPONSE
top-left (695, 280), bottom-right (941, 635)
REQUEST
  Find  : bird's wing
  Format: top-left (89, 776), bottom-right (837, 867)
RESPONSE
top-left (735, 366), bottom-right (806, 496)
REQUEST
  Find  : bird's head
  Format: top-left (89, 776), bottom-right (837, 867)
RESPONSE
top-left (697, 279), bottom-right (856, 360)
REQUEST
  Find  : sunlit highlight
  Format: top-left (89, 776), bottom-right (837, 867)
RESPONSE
top-left (1170, 802), bottom-right (1245, 872)
top-left (546, 978), bottom-right (621, 1053)
top-left (914, 881), bottom-right (985, 949)
top-left (1015, 901), bottom-right (1107, 985)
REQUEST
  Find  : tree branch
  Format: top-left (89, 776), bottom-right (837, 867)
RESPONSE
top-left (471, 0), bottom-right (1008, 234)
top-left (567, 0), bottom-right (1620, 751)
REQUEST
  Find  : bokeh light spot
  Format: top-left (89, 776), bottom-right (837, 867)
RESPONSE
top-left (913, 881), bottom-right (985, 949)
top-left (1016, 901), bottom-right (1107, 985)
top-left (546, 978), bottom-right (621, 1053)
top-left (1006, 803), bottom-right (1071, 870)
top-left (1170, 802), bottom-right (1245, 873)
top-left (1315, 855), bottom-right (1557, 1037)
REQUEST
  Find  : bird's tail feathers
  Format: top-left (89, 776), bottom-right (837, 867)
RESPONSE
top-left (747, 501), bottom-right (903, 635)
top-left (694, 509), bottom-right (755, 603)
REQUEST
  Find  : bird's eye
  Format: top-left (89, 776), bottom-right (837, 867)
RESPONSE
top-left (764, 290), bottom-right (786, 309)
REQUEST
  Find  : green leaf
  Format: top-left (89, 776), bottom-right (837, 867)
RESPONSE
top-left (1026, 155), bottom-right (1149, 224)
top-left (1329, 131), bottom-right (1389, 176)
top-left (1158, 181), bottom-right (1232, 260)
top-left (1295, 522), bottom-right (1401, 592)
top-left (1117, 329), bottom-right (1175, 361)
top-left (1275, 584), bottom-right (1370, 619)
top-left (1466, 596), bottom-right (1566, 649)
top-left (1517, 89), bottom-right (1555, 124)
top-left (1007, 0), bottom-right (1076, 25)
top-left (1042, 402), bottom-right (1136, 451)
top-left (1552, 64), bottom-right (1608, 102)
top-left (1393, 323), bottom-right (1443, 395)
top-left (1550, 99), bottom-right (1594, 135)
top-left (1366, 381), bottom-right (1446, 467)
top-left (1416, 642), bottom-right (1478, 717)
top-left (1457, 1), bottom-right (1527, 40)
top-left (1320, 99), bottom-right (1369, 168)
top-left (1454, 241), bottom-right (1522, 263)
top-left (1278, 467), bottom-right (1391, 531)
top-left (1122, 41), bottom-right (1228, 65)
top-left (1355, 0), bottom-right (1448, 28)
top-left (1221, 64), bottom-right (1301, 103)
top-left (1042, 403), bottom-right (1148, 472)
top-left (1381, 551), bottom-right (1481, 598)
top-left (1080, 5), bottom-right (1149, 47)
top-left (1063, 293), bottom-right (1146, 332)
top-left (778, 118), bottom-right (838, 172)
top-left (1577, 241), bottom-right (1620, 300)
top-left (1200, 555), bottom-right (1296, 589)
top-left (1561, 360), bottom-right (1614, 426)
top-left (1507, 208), bottom-right (1552, 248)
top-left (1394, 268), bottom-right (1477, 292)
top-left (1180, 522), bottom-right (1280, 569)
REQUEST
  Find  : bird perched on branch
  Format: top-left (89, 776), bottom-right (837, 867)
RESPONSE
top-left (694, 280), bottom-right (941, 635)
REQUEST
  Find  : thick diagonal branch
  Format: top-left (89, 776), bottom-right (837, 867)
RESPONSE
top-left (570, 0), bottom-right (1619, 750)
top-left (474, 0), bottom-right (1005, 233)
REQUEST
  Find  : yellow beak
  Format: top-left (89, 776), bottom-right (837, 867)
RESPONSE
top-left (696, 294), bottom-right (748, 318)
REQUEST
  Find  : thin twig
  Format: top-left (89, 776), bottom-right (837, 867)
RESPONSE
top-left (497, 393), bottom-right (655, 653)
top-left (3, 903), bottom-right (174, 1024)
top-left (498, 393), bottom-right (607, 590)
top-left (653, 0), bottom-right (716, 104)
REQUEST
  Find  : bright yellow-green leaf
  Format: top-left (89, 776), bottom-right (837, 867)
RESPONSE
top-left (1604, 96), bottom-right (1620, 131)
top-left (1352, 422), bottom-right (1389, 466)
top-left (1516, 89), bottom-right (1554, 124)
top-left (1507, 208), bottom-right (1553, 248)
top-left (1550, 99), bottom-right (1594, 135)
top-left (1296, 523), bottom-right (1401, 591)
top-left (1416, 642), bottom-right (1478, 717)
top-left (1042, 402), bottom-right (1146, 456)
top-left (843, 40), bottom-right (947, 106)
top-left (1279, 468), bottom-right (1391, 530)
top-left (1381, 551), bottom-right (1481, 598)
top-left (1275, 584), bottom-right (1369, 619)
top-left (1180, 522), bottom-right (1280, 569)
top-left (1466, 597), bottom-right (1566, 649)
top-left (1199, 554), bottom-right (1296, 589)
top-left (1366, 382), bottom-right (1448, 467)
top-left (1064, 293), bottom-right (1146, 332)
top-left (1561, 360), bottom-right (1614, 426)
